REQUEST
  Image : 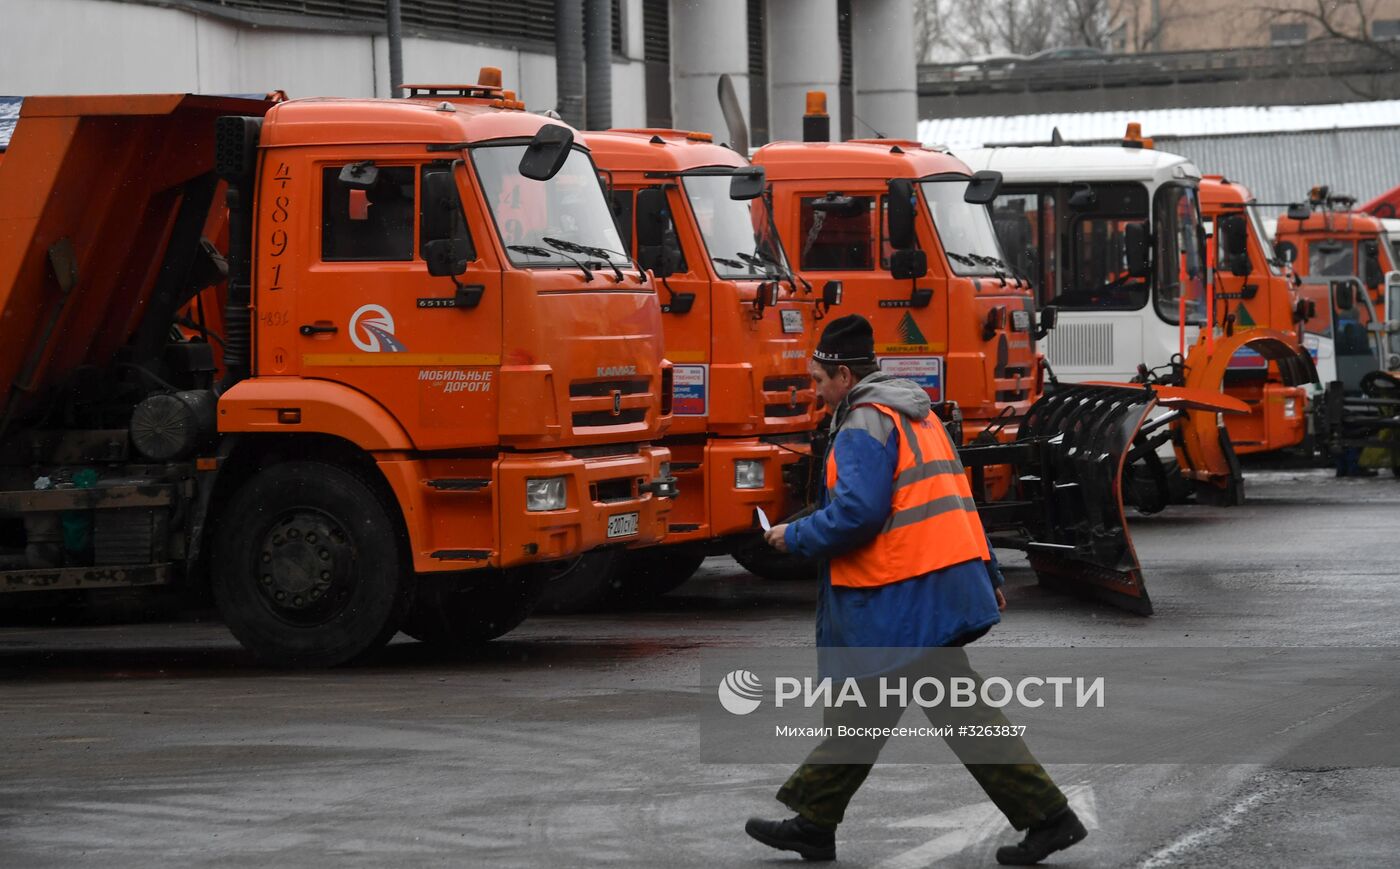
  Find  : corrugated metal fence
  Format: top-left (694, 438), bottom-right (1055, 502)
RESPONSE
top-left (1091, 127), bottom-right (1400, 216)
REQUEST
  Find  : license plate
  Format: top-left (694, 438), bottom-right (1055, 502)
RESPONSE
top-left (607, 512), bottom-right (640, 539)
top-left (1012, 310), bottom-right (1031, 332)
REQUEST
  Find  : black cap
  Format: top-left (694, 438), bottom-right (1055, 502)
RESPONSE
top-left (813, 314), bottom-right (875, 365)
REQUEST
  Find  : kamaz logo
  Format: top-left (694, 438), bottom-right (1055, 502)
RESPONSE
top-left (597, 365), bottom-right (637, 377)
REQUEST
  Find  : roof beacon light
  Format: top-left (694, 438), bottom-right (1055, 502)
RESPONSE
top-left (478, 66), bottom-right (503, 89)
top-left (1122, 122), bottom-right (1154, 150)
top-left (803, 91), bottom-right (831, 143)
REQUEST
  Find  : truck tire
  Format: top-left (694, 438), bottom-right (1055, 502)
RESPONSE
top-left (730, 533), bottom-right (817, 582)
top-left (211, 461), bottom-right (410, 667)
top-left (533, 549), bottom-right (627, 612)
top-left (618, 546), bottom-right (706, 598)
top-left (402, 566), bottom-right (547, 650)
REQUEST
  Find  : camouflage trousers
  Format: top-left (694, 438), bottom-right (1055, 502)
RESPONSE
top-left (775, 648), bottom-right (1068, 830)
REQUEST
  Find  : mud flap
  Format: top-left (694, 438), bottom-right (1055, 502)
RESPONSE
top-left (966, 383), bottom-right (1161, 615)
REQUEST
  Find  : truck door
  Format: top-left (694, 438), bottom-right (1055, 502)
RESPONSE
top-left (298, 159), bottom-right (503, 450)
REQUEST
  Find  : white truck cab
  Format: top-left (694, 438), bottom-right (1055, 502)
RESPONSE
top-left (958, 144), bottom-right (1205, 383)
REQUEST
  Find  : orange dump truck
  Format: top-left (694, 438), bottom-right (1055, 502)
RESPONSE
top-left (581, 129), bottom-right (820, 587)
top-left (1192, 176), bottom-right (1314, 459)
top-left (0, 79), bottom-right (675, 665)
top-left (753, 112), bottom-right (1178, 614)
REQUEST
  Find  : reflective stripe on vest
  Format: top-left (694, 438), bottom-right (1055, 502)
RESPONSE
top-left (825, 403), bottom-right (989, 588)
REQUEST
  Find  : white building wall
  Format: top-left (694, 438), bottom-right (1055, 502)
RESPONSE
top-left (1, 0), bottom-right (645, 120)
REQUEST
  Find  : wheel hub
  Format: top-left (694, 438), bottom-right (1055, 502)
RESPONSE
top-left (258, 511), bottom-right (353, 621)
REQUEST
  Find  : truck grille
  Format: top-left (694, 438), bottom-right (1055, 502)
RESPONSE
top-left (573, 409), bottom-right (647, 427)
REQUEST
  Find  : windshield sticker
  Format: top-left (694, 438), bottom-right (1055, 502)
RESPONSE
top-left (878, 356), bottom-right (943, 402)
top-left (673, 365), bottom-right (708, 416)
top-left (780, 309), bottom-right (804, 334)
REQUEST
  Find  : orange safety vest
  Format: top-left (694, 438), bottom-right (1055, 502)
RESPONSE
top-left (825, 403), bottom-right (989, 588)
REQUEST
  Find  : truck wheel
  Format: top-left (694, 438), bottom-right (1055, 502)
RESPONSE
top-left (618, 546), bottom-right (706, 598)
top-left (403, 566), bottom-right (547, 650)
top-left (731, 533), bottom-right (817, 582)
top-left (533, 549), bottom-right (627, 612)
top-left (211, 461), bottom-right (410, 667)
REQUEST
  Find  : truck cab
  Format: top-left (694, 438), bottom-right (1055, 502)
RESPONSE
top-left (754, 139), bottom-right (1039, 468)
top-left (581, 129), bottom-right (817, 587)
top-left (1197, 176), bottom-right (1311, 455)
top-left (959, 139), bottom-right (1206, 383)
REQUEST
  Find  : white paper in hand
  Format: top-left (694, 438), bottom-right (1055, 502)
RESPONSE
top-left (755, 507), bottom-right (772, 532)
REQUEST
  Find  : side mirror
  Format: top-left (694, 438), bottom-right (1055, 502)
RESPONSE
top-left (424, 239), bottom-right (472, 278)
top-left (1040, 305), bottom-right (1058, 331)
top-left (1276, 239), bottom-right (1298, 264)
top-left (518, 124), bottom-right (574, 181)
top-left (890, 248), bottom-right (928, 280)
top-left (1336, 280), bottom-right (1356, 311)
top-left (635, 187), bottom-right (677, 278)
top-left (822, 280), bottom-right (844, 307)
top-left (421, 169), bottom-right (459, 243)
top-left (1218, 213), bottom-right (1249, 261)
top-left (963, 170), bottom-right (1003, 205)
top-left (887, 179), bottom-right (917, 250)
top-left (636, 188), bottom-right (668, 249)
top-left (1068, 183), bottom-right (1097, 211)
top-left (1125, 221), bottom-right (1151, 277)
top-left (729, 166), bottom-right (765, 201)
top-left (1286, 203), bottom-right (1311, 221)
top-left (338, 161), bottom-right (379, 190)
top-left (1363, 240), bottom-right (1383, 290)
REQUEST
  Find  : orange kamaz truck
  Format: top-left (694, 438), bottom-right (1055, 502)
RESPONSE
top-left (1187, 176), bottom-right (1314, 461)
top-left (0, 77), bottom-right (676, 665)
top-left (1272, 187), bottom-right (1400, 471)
top-left (752, 105), bottom-right (1190, 614)
top-left (579, 129), bottom-right (823, 591)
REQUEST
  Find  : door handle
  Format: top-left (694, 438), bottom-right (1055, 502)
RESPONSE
top-left (299, 324), bottom-right (338, 336)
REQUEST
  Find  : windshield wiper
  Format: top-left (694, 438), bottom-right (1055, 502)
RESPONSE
top-left (542, 236), bottom-right (626, 282)
top-left (712, 255), bottom-right (754, 272)
top-left (508, 244), bottom-right (594, 282)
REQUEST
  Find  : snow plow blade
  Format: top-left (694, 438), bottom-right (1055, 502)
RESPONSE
top-left (961, 382), bottom-right (1161, 615)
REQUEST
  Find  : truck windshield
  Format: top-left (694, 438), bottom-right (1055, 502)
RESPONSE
top-left (682, 173), bottom-right (788, 279)
top-left (919, 179), bottom-right (1006, 276)
top-left (471, 145), bottom-right (632, 268)
top-left (1247, 204), bottom-right (1282, 274)
top-left (1154, 184), bottom-right (1207, 325)
top-left (1309, 240), bottom-right (1354, 276)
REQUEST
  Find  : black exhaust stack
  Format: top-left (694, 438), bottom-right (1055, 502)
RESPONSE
top-left (214, 115), bottom-right (262, 393)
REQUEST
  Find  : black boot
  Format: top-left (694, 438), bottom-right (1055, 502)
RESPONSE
top-left (744, 815), bottom-right (837, 862)
top-left (995, 807), bottom-right (1087, 865)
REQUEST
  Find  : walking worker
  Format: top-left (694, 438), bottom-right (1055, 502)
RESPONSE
top-left (746, 314), bottom-right (1087, 865)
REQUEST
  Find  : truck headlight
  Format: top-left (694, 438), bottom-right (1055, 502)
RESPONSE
top-left (526, 477), bottom-right (567, 511)
top-left (734, 460), bottom-right (766, 489)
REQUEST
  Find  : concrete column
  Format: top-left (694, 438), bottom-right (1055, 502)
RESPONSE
top-left (556, 0), bottom-right (585, 127)
top-left (669, 0), bottom-right (748, 139)
top-left (851, 0), bottom-right (917, 140)
top-left (765, 0), bottom-right (840, 142)
top-left (585, 0), bottom-right (613, 128)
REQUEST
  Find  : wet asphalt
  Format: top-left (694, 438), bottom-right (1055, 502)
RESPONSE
top-left (0, 468), bottom-right (1397, 868)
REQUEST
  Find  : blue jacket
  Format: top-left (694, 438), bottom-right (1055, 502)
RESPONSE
top-left (783, 374), bottom-right (1002, 678)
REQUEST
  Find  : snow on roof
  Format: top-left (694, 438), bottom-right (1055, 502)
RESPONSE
top-left (919, 100), bottom-right (1400, 150)
top-left (0, 97), bottom-right (20, 150)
